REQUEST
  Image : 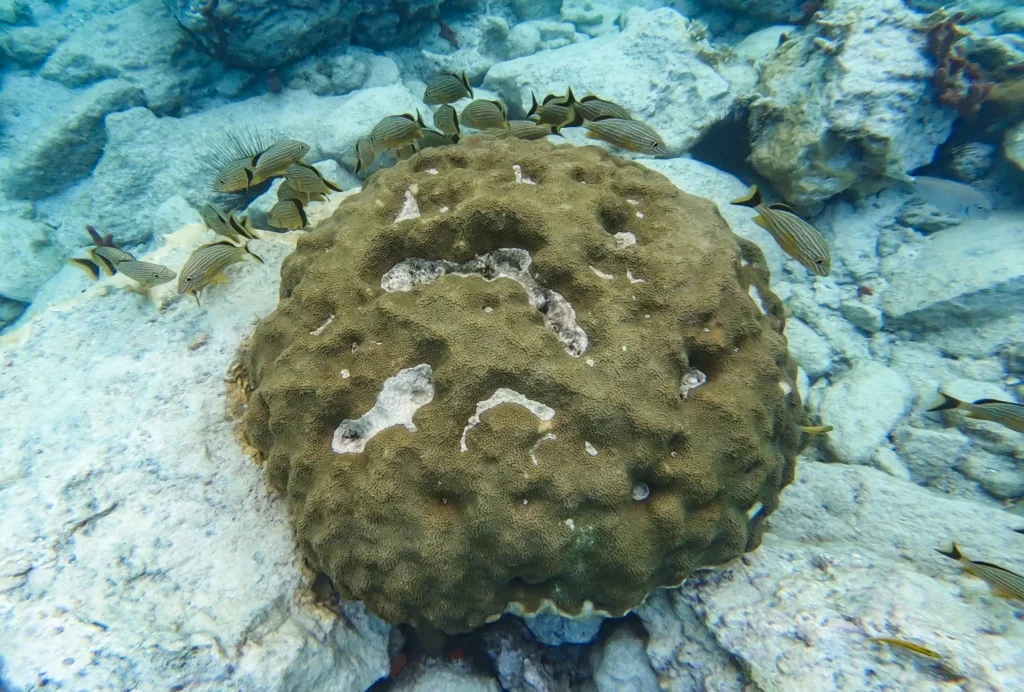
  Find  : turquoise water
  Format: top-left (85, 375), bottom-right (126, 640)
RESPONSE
top-left (1, 1), bottom-right (1023, 690)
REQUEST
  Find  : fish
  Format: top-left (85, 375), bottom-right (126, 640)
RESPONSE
top-left (268, 199), bottom-right (308, 230)
top-left (730, 186), bottom-right (832, 277)
top-left (250, 139), bottom-right (311, 183)
top-left (213, 157), bottom-right (257, 193)
top-left (1015, 528), bottom-right (1024, 535)
top-left (370, 113), bottom-right (426, 151)
top-left (200, 203), bottom-right (259, 242)
top-left (90, 245), bottom-right (136, 275)
top-left (68, 258), bottom-right (103, 281)
top-left (86, 225), bottom-right (119, 249)
top-left (415, 129), bottom-right (458, 151)
top-left (201, 128), bottom-right (279, 193)
top-left (438, 18), bottom-right (459, 49)
top-left (355, 136), bottom-right (376, 175)
top-left (905, 175), bottom-right (992, 219)
top-left (866, 638), bottom-right (942, 660)
top-left (115, 260), bottom-right (177, 287)
top-left (460, 99), bottom-right (509, 130)
top-left (433, 104), bottom-right (460, 136)
top-left (936, 543), bottom-right (1024, 602)
top-left (926, 393), bottom-right (1024, 433)
top-left (798, 425), bottom-right (834, 434)
top-left (177, 240), bottom-right (263, 305)
top-left (581, 114), bottom-right (668, 157)
top-left (527, 89), bottom-right (578, 126)
top-left (576, 94), bottom-right (633, 121)
top-left (283, 162), bottom-right (342, 195)
top-left (492, 120), bottom-right (562, 141)
top-left (277, 179), bottom-right (325, 205)
top-left (423, 71), bottom-right (473, 105)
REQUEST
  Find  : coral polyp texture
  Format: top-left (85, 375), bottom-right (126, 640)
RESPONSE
top-left (238, 138), bottom-right (806, 633)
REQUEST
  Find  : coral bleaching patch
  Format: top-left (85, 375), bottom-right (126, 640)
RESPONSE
top-left (239, 138), bottom-right (805, 633)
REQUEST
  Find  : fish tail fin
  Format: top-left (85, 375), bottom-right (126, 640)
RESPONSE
top-left (562, 105), bottom-right (584, 129)
top-left (936, 543), bottom-right (964, 562)
top-left (86, 225), bottom-right (104, 246)
top-left (452, 109), bottom-right (460, 135)
top-left (68, 258), bottom-right (101, 281)
top-left (449, 133), bottom-right (461, 144)
top-left (461, 70), bottom-right (472, 96)
top-left (731, 185), bottom-right (762, 208)
top-left (325, 179), bottom-right (343, 192)
top-left (244, 241), bottom-right (265, 264)
top-left (549, 125), bottom-right (563, 137)
top-left (295, 200), bottom-right (308, 228)
top-left (927, 393), bottom-right (963, 413)
top-left (528, 92), bottom-right (539, 118)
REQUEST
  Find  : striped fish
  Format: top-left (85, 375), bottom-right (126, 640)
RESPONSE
top-left (202, 128), bottom-right (277, 192)
top-left (581, 114), bottom-right (668, 157)
top-left (355, 136), bottom-right (376, 175)
top-left (927, 394), bottom-right (1024, 433)
top-left (577, 94), bottom-right (632, 121)
top-left (492, 120), bottom-right (561, 141)
top-left (423, 71), bottom-right (473, 105)
top-left (284, 162), bottom-right (342, 195)
top-left (433, 105), bottom-right (460, 136)
top-left (90, 245), bottom-right (136, 275)
top-left (937, 543), bottom-right (1024, 602)
top-left (68, 258), bottom-right (105, 281)
top-left (527, 88), bottom-right (577, 127)
top-left (268, 199), bottom-right (308, 230)
top-left (415, 129), bottom-right (458, 151)
top-left (460, 99), bottom-right (509, 130)
top-left (866, 638), bottom-right (941, 660)
top-left (177, 240), bottom-right (263, 305)
top-left (251, 139), bottom-right (311, 183)
top-left (213, 157), bottom-right (256, 193)
top-left (370, 113), bottom-right (426, 151)
top-left (200, 203), bottom-right (259, 242)
top-left (278, 179), bottom-right (325, 205)
top-left (731, 185), bottom-right (831, 277)
top-left (115, 260), bottom-right (176, 287)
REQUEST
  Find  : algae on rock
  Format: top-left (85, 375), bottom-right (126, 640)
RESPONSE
top-left (239, 138), bottom-right (805, 633)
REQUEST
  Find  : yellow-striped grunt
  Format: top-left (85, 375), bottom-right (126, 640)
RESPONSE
top-left (213, 157), bottom-right (256, 193)
top-left (201, 128), bottom-right (277, 192)
top-left (90, 245), bottom-right (136, 275)
top-left (283, 162), bottom-right (342, 195)
top-left (433, 104), bottom-right (460, 136)
top-left (415, 129), bottom-right (458, 151)
top-left (355, 136), bottom-right (376, 175)
top-left (200, 203), bottom-right (259, 242)
top-left (798, 425), bottom-right (834, 434)
top-left (278, 179), bottom-right (325, 205)
top-left (867, 638), bottom-right (942, 660)
top-left (115, 260), bottom-right (176, 287)
top-left (577, 94), bottom-right (632, 121)
top-left (251, 139), bottom-right (311, 183)
top-left (731, 185), bottom-right (831, 277)
top-left (370, 113), bottom-right (426, 151)
top-left (460, 99), bottom-right (509, 130)
top-left (581, 114), bottom-right (668, 157)
top-left (927, 393), bottom-right (1024, 434)
top-left (268, 199), bottom-right (308, 230)
top-left (177, 240), bottom-right (263, 305)
top-left (423, 71), bottom-right (473, 105)
top-left (936, 543), bottom-right (1024, 602)
top-left (527, 89), bottom-right (577, 126)
top-left (493, 120), bottom-right (561, 141)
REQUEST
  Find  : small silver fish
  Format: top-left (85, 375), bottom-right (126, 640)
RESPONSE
top-left (251, 139), bottom-right (311, 183)
top-left (731, 186), bottom-right (831, 277)
top-left (907, 175), bottom-right (992, 219)
top-left (423, 71), bottom-right (473, 105)
top-left (278, 179), bottom-right (325, 205)
top-left (283, 163), bottom-right (342, 195)
top-left (355, 136), bottom-right (376, 175)
top-left (460, 99), bottom-right (509, 130)
top-left (576, 94), bottom-right (632, 121)
top-left (268, 199), bottom-right (308, 230)
top-left (370, 113), bottom-right (426, 151)
top-left (927, 393), bottom-right (1024, 434)
top-left (115, 260), bottom-right (177, 287)
top-left (178, 240), bottom-right (263, 305)
top-left (581, 114), bottom-right (668, 157)
top-left (433, 105), bottom-right (460, 136)
top-left (937, 543), bottom-right (1024, 602)
top-left (493, 120), bottom-right (561, 141)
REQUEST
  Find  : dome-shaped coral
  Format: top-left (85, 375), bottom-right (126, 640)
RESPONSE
top-left (238, 137), bottom-right (805, 633)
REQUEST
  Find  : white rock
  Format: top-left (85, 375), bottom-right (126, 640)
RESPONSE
top-left (893, 425), bottom-right (971, 485)
top-left (523, 610), bottom-right (603, 646)
top-left (1005, 120), bottom-right (1024, 172)
top-left (821, 362), bottom-right (914, 463)
top-left (680, 462), bottom-right (1024, 690)
top-left (784, 318), bottom-right (834, 378)
top-left (841, 300), bottom-right (884, 334)
top-left (733, 24), bottom-right (796, 64)
top-left (0, 226), bottom-right (390, 691)
top-left (392, 660), bottom-right (499, 691)
top-left (485, 8), bottom-right (754, 155)
top-left (0, 217), bottom-right (62, 303)
top-left (591, 626), bottom-right (660, 692)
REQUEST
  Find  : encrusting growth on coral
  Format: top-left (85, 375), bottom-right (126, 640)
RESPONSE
top-left (920, 10), bottom-right (993, 117)
top-left (234, 138), bottom-right (806, 633)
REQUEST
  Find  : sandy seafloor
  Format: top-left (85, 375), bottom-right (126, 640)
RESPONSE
top-left (2, 0), bottom-right (1024, 690)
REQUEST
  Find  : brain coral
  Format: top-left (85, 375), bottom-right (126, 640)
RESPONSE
top-left (238, 137), bottom-right (805, 633)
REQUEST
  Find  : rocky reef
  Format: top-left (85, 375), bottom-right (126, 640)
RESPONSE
top-left (239, 137), bottom-right (804, 633)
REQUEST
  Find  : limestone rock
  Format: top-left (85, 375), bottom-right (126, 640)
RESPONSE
top-left (703, 0), bottom-right (805, 23)
top-left (523, 610), bottom-right (603, 646)
top-left (2, 78), bottom-right (144, 201)
top-left (0, 217), bottom-right (62, 303)
top-left (0, 24), bottom-right (66, 65)
top-left (749, 0), bottom-right (955, 205)
top-left (485, 8), bottom-right (754, 155)
top-left (1005, 120), bottom-right (1024, 173)
top-left (821, 362), bottom-right (914, 464)
top-left (841, 300), bottom-right (883, 334)
top-left (591, 626), bottom-right (659, 692)
top-left (0, 296), bottom-right (27, 331)
top-left (784, 318), bottom-right (834, 378)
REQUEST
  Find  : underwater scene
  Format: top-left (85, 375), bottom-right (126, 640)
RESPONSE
top-left (2, 0), bottom-right (1024, 689)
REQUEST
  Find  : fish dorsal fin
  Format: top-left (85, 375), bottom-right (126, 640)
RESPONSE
top-left (731, 185), bottom-right (762, 208)
top-left (581, 94), bottom-right (600, 103)
top-left (200, 239), bottom-right (243, 250)
top-left (590, 114), bottom-right (618, 122)
top-left (491, 100), bottom-right (506, 116)
top-left (768, 202), bottom-right (795, 213)
top-left (528, 92), bottom-right (539, 117)
top-left (461, 70), bottom-right (472, 95)
top-left (972, 560), bottom-right (1024, 578)
top-left (542, 93), bottom-right (559, 105)
top-left (564, 86), bottom-right (576, 105)
top-left (973, 398), bottom-right (1018, 407)
top-left (399, 113), bottom-right (416, 122)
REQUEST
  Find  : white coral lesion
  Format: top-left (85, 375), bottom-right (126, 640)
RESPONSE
top-left (394, 188), bottom-right (420, 223)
